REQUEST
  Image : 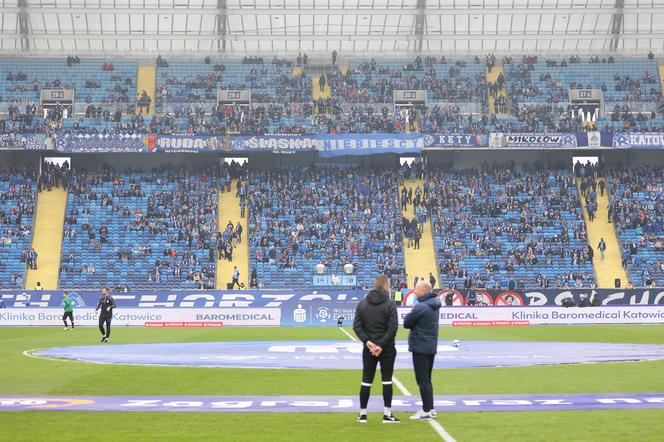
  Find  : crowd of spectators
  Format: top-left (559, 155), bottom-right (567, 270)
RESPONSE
top-left (248, 167), bottom-right (406, 289)
top-left (504, 53), bottom-right (663, 132)
top-left (156, 62), bottom-right (311, 111)
top-left (609, 165), bottom-right (663, 287)
top-left (1, 53), bottom-right (664, 140)
top-left (325, 57), bottom-right (488, 105)
top-left (0, 167), bottom-right (37, 288)
top-left (425, 163), bottom-right (595, 289)
top-left (59, 164), bottom-right (225, 289)
top-left (1, 101), bottom-right (50, 134)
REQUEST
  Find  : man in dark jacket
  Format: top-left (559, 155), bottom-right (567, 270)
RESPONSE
top-left (95, 287), bottom-right (116, 343)
top-left (353, 275), bottom-right (399, 424)
top-left (403, 281), bottom-right (442, 420)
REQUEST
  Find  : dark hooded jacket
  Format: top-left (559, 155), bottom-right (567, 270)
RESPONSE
top-left (403, 293), bottom-right (442, 354)
top-left (353, 288), bottom-right (398, 349)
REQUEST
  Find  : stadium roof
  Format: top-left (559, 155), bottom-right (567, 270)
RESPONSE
top-left (0, 0), bottom-right (663, 56)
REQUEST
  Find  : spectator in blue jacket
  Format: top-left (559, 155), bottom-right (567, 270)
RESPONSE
top-left (403, 280), bottom-right (441, 420)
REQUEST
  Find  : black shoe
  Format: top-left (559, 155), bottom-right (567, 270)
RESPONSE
top-left (356, 414), bottom-right (367, 424)
top-left (382, 414), bottom-right (400, 424)
top-left (100, 337), bottom-right (105, 343)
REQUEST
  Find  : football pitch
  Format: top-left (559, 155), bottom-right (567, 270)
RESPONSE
top-left (2, 325), bottom-right (664, 441)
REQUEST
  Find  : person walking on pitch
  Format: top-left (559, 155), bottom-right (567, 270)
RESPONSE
top-left (95, 287), bottom-right (116, 343)
top-left (404, 281), bottom-right (442, 420)
top-left (353, 275), bottom-right (400, 424)
top-left (62, 291), bottom-right (74, 330)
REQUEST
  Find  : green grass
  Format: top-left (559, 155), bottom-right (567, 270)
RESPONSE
top-left (1, 325), bottom-right (664, 441)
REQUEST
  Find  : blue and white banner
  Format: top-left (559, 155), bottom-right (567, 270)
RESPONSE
top-left (155, 135), bottom-right (226, 153)
top-left (231, 136), bottom-right (317, 153)
top-left (0, 134), bottom-right (51, 150)
top-left (0, 289), bottom-right (366, 309)
top-left (281, 300), bottom-right (358, 326)
top-left (489, 133), bottom-right (578, 149)
top-left (318, 133), bottom-right (424, 157)
top-left (156, 135), bottom-right (318, 153)
top-left (397, 305), bottom-right (664, 326)
top-left (56, 133), bottom-right (148, 153)
top-left (2, 288), bottom-right (664, 311)
top-left (424, 133), bottom-right (488, 148)
top-left (612, 132), bottom-right (664, 149)
top-left (0, 308), bottom-right (280, 326)
top-left (8, 131), bottom-right (664, 152)
top-left (587, 131), bottom-right (601, 148)
top-left (312, 275), bottom-right (357, 287)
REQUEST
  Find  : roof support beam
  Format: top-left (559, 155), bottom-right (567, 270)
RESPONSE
top-left (610, 0), bottom-right (624, 51)
top-left (5, 6), bottom-right (660, 15)
top-left (17, 0), bottom-right (30, 51)
top-left (414, 0), bottom-right (425, 53)
top-left (9, 32), bottom-right (661, 42)
top-left (217, 0), bottom-right (227, 52)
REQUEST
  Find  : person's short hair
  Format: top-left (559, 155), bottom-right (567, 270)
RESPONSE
top-left (374, 275), bottom-right (389, 290)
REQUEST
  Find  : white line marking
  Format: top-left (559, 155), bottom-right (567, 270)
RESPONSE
top-left (427, 419), bottom-right (457, 442)
top-left (339, 327), bottom-right (357, 341)
top-left (340, 328), bottom-right (456, 442)
top-left (391, 376), bottom-right (412, 397)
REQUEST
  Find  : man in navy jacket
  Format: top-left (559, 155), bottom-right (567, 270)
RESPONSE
top-left (403, 280), bottom-right (442, 420)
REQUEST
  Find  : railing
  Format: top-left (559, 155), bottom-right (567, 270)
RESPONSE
top-left (603, 102), bottom-right (659, 114)
top-left (0, 101), bottom-right (133, 117)
top-left (73, 102), bottom-right (133, 115)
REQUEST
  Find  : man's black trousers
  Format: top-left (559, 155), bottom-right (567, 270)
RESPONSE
top-left (62, 311), bottom-right (74, 327)
top-left (359, 346), bottom-right (396, 409)
top-left (99, 314), bottom-right (112, 338)
top-left (412, 352), bottom-right (435, 412)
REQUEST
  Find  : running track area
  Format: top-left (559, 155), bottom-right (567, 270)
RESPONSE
top-left (2, 394), bottom-right (664, 413)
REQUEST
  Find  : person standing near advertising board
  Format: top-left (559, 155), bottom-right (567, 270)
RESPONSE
top-left (403, 280), bottom-right (441, 421)
top-left (95, 287), bottom-right (116, 343)
top-left (62, 291), bottom-right (74, 330)
top-left (353, 275), bottom-right (400, 424)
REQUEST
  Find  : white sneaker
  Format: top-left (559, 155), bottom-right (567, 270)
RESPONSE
top-left (64, 327), bottom-right (69, 331)
top-left (410, 410), bottom-right (433, 420)
top-left (430, 410), bottom-right (438, 418)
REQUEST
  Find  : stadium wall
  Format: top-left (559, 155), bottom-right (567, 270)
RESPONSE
top-left (1, 288), bottom-right (664, 327)
top-left (3, 148), bottom-right (664, 172)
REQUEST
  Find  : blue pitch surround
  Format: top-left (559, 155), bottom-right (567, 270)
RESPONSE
top-left (2, 394), bottom-right (664, 413)
top-left (33, 340), bottom-right (664, 369)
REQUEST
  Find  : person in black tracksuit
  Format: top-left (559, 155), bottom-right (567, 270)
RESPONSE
top-left (95, 287), bottom-right (116, 343)
top-left (404, 281), bottom-right (442, 420)
top-left (353, 275), bottom-right (399, 423)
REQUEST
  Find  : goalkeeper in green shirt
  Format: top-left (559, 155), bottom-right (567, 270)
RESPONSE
top-left (63, 291), bottom-right (74, 330)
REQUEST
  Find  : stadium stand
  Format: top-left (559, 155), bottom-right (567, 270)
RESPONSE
top-left (610, 166), bottom-right (664, 287)
top-left (504, 55), bottom-right (664, 132)
top-left (154, 58), bottom-right (314, 135)
top-left (426, 163), bottom-right (595, 289)
top-left (1, 58), bottom-right (136, 105)
top-left (0, 167), bottom-right (37, 289)
top-left (247, 167), bottom-right (406, 289)
top-left (1, 55), bottom-right (663, 137)
top-left (58, 166), bottom-right (219, 290)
